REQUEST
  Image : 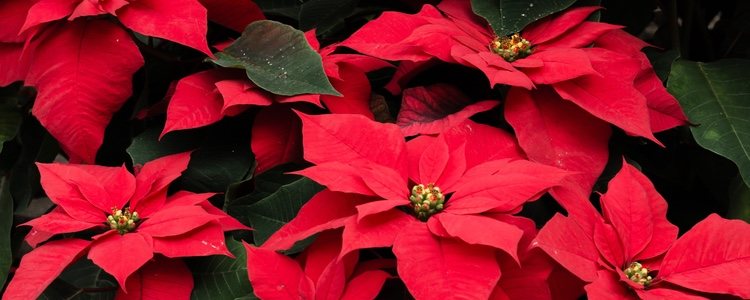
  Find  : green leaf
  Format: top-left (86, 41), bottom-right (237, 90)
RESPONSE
top-left (225, 167), bottom-right (323, 247)
top-left (0, 178), bottom-right (12, 288)
top-left (211, 20), bottom-right (340, 97)
top-left (0, 102), bottom-right (21, 154)
top-left (728, 174), bottom-right (750, 222)
top-left (253, 0), bottom-right (300, 19)
top-left (668, 59), bottom-right (750, 188)
top-left (471, 0), bottom-right (575, 36)
top-left (190, 238), bottom-right (253, 300)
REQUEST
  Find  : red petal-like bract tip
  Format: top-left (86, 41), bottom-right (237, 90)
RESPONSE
top-left (25, 19), bottom-right (143, 163)
top-left (599, 161), bottom-right (678, 261)
top-left (88, 232), bottom-right (154, 290)
top-left (2, 239), bottom-right (90, 300)
top-left (393, 225), bottom-right (501, 299)
top-left (36, 162), bottom-right (128, 223)
top-left (657, 214), bottom-right (750, 299)
top-left (535, 214), bottom-right (599, 283)
top-left (117, 257), bottom-right (194, 300)
top-left (117, 0), bottom-right (212, 56)
top-left (505, 87), bottom-right (610, 208)
top-left (244, 242), bottom-right (316, 299)
top-left (152, 222), bottom-right (232, 258)
top-left (296, 112), bottom-right (407, 174)
top-left (131, 151), bottom-right (192, 216)
top-left (161, 69), bottom-right (237, 138)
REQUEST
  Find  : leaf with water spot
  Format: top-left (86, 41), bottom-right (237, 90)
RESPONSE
top-left (211, 20), bottom-right (340, 97)
top-left (471, 0), bottom-right (576, 36)
top-left (668, 59), bottom-right (750, 188)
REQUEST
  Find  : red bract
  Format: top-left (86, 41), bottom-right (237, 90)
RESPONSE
top-left (262, 113), bottom-right (568, 299)
top-left (162, 31), bottom-right (388, 173)
top-left (535, 161), bottom-right (750, 299)
top-left (0, 0), bottom-right (264, 163)
top-left (340, 0), bottom-right (687, 214)
top-left (3, 152), bottom-right (248, 299)
top-left (245, 231), bottom-right (390, 300)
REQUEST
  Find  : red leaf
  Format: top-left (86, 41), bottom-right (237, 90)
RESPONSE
top-left (118, 257), bottom-right (194, 300)
top-left (505, 87), bottom-right (610, 217)
top-left (583, 270), bottom-right (636, 300)
top-left (553, 73), bottom-right (658, 145)
top-left (0, 43), bottom-right (27, 86)
top-left (536, 22), bottom-right (622, 51)
top-left (522, 49), bottom-right (597, 84)
top-left (534, 214), bottom-right (599, 282)
top-left (393, 225), bottom-right (501, 299)
top-left (457, 51), bottom-right (534, 89)
top-left (137, 205), bottom-right (216, 237)
top-left (22, 207), bottom-right (99, 237)
top-left (442, 120), bottom-right (524, 169)
top-left (449, 160), bottom-right (567, 213)
top-left (294, 162), bottom-right (378, 197)
top-left (340, 210), bottom-right (415, 255)
top-left (88, 231), bottom-right (154, 289)
top-left (252, 105), bottom-right (302, 174)
top-left (340, 7), bottom-right (437, 62)
top-left (69, 0), bottom-right (128, 20)
top-left (198, 0), bottom-right (265, 32)
top-left (301, 232), bottom-right (344, 286)
top-left (117, 0), bottom-right (211, 56)
top-left (297, 112), bottom-right (407, 174)
top-left (25, 19), bottom-right (143, 163)
top-left (321, 64), bottom-right (375, 119)
top-left (434, 213), bottom-right (524, 262)
top-left (657, 214), bottom-right (750, 298)
top-left (2, 239), bottom-right (90, 300)
top-left (36, 163), bottom-right (113, 222)
top-left (244, 243), bottom-right (316, 300)
top-left (523, 6), bottom-right (600, 45)
top-left (131, 152), bottom-right (192, 216)
top-left (152, 222), bottom-right (232, 258)
top-left (215, 78), bottom-right (272, 114)
top-left (600, 161), bottom-right (678, 261)
top-left (417, 135), bottom-right (450, 184)
top-left (263, 190), bottom-right (365, 251)
top-left (340, 270), bottom-right (390, 300)
top-left (161, 69), bottom-right (235, 137)
top-left (0, 0), bottom-right (35, 42)
top-left (396, 84), bottom-right (499, 136)
top-left (19, 0), bottom-right (77, 34)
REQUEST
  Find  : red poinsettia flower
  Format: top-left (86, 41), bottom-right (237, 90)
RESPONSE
top-left (534, 161), bottom-right (750, 299)
top-left (3, 152), bottom-right (249, 299)
top-left (340, 0), bottom-right (688, 218)
top-left (245, 230), bottom-right (390, 299)
top-left (260, 113), bottom-right (568, 299)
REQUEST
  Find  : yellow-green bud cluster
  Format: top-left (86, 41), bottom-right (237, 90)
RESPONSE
top-left (409, 183), bottom-right (444, 221)
top-left (489, 33), bottom-right (533, 62)
top-left (107, 207), bottom-right (139, 234)
top-left (624, 262), bottom-right (653, 286)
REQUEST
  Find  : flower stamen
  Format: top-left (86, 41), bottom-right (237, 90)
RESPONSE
top-left (489, 33), bottom-right (533, 62)
top-left (107, 207), bottom-right (139, 234)
top-left (409, 183), bottom-right (444, 221)
top-left (623, 262), bottom-right (653, 286)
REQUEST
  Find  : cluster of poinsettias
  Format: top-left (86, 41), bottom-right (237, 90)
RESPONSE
top-left (2, 0), bottom-right (750, 299)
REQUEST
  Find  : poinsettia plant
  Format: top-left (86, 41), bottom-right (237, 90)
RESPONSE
top-left (0, 0), bottom-right (749, 299)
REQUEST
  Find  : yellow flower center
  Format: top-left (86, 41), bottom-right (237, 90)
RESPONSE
top-left (106, 207), bottom-right (140, 234)
top-left (489, 33), bottom-right (533, 62)
top-left (409, 183), bottom-right (444, 221)
top-left (623, 262), bottom-right (653, 286)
